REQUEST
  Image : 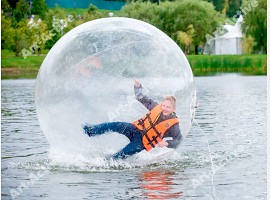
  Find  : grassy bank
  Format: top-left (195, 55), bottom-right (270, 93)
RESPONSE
top-left (1, 50), bottom-right (267, 79)
top-left (1, 50), bottom-right (45, 79)
top-left (187, 54), bottom-right (267, 76)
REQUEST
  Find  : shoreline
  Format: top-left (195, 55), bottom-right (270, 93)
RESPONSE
top-left (1, 54), bottom-right (267, 79)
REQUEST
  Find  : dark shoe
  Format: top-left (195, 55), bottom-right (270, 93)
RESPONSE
top-left (82, 123), bottom-right (94, 137)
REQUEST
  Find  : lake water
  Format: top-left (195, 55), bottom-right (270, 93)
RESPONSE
top-left (1, 75), bottom-right (267, 200)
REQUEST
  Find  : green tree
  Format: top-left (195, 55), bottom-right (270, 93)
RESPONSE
top-left (221, 0), bottom-right (229, 16)
top-left (2, 15), bottom-right (47, 56)
top-left (14, 20), bottom-right (33, 56)
top-left (43, 5), bottom-right (66, 49)
top-left (177, 25), bottom-right (195, 54)
top-left (121, 0), bottom-right (223, 54)
top-left (242, 0), bottom-right (266, 53)
top-left (14, 0), bottom-right (29, 22)
top-left (214, 0), bottom-right (226, 12)
top-left (27, 18), bottom-right (48, 52)
top-left (44, 5), bottom-right (66, 30)
top-left (227, 0), bottom-right (242, 17)
top-left (32, 0), bottom-right (47, 19)
top-left (120, 2), bottom-right (159, 26)
top-left (1, 14), bottom-right (16, 51)
top-left (82, 4), bottom-right (109, 22)
top-left (242, 35), bottom-right (256, 54)
top-left (83, 3), bottom-right (101, 21)
top-left (1, 0), bottom-right (12, 13)
top-left (161, 0), bottom-right (223, 54)
top-left (206, 0), bottom-right (226, 12)
top-left (6, 0), bottom-right (19, 8)
top-left (88, 4), bottom-right (98, 14)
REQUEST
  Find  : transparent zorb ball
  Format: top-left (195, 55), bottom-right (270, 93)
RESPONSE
top-left (35, 17), bottom-right (196, 151)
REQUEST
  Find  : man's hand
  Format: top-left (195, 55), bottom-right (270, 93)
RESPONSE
top-left (157, 140), bottom-right (168, 147)
top-left (134, 80), bottom-right (141, 87)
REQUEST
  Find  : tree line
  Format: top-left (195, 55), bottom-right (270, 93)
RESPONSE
top-left (1, 0), bottom-right (267, 56)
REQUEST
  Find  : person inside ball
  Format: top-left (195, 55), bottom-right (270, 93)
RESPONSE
top-left (83, 80), bottom-right (182, 159)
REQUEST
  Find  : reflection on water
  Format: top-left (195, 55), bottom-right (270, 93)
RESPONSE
top-left (140, 170), bottom-right (182, 199)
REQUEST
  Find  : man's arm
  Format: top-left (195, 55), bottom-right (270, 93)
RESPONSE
top-left (134, 80), bottom-right (158, 111)
top-left (164, 124), bottom-right (182, 148)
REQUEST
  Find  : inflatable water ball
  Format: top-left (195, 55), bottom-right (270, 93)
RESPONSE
top-left (35, 17), bottom-right (196, 150)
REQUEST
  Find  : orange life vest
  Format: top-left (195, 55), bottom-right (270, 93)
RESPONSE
top-left (132, 104), bottom-right (179, 151)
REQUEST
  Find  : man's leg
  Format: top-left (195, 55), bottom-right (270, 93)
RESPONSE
top-left (112, 134), bottom-right (145, 159)
top-left (83, 122), bottom-right (138, 141)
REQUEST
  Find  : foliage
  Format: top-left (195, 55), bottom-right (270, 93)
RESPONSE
top-left (44, 5), bottom-right (67, 28)
top-left (2, 7), bottom-right (49, 56)
top-left (14, 0), bottom-right (30, 22)
top-left (32, 0), bottom-right (47, 19)
top-left (88, 4), bottom-right (98, 14)
top-left (177, 25), bottom-right (195, 54)
top-left (13, 20), bottom-right (33, 56)
top-left (214, 0), bottom-right (226, 12)
top-left (121, 0), bottom-right (223, 54)
top-left (6, 0), bottom-right (18, 8)
top-left (43, 5), bottom-right (69, 49)
top-left (206, 0), bottom-right (226, 12)
top-left (28, 18), bottom-right (49, 50)
top-left (1, 0), bottom-right (12, 13)
top-left (83, 3), bottom-right (105, 21)
top-left (175, 0), bottom-right (223, 48)
top-left (120, 2), bottom-right (159, 25)
top-left (242, 0), bottom-right (266, 53)
top-left (1, 1), bottom-right (266, 56)
top-left (1, 14), bottom-right (16, 51)
top-left (242, 35), bottom-right (256, 54)
top-left (206, 0), bottom-right (243, 17)
top-left (188, 54), bottom-right (267, 76)
top-left (226, 0), bottom-right (242, 17)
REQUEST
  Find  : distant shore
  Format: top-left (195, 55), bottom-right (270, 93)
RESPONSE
top-left (1, 50), bottom-right (267, 79)
top-left (188, 54), bottom-right (267, 76)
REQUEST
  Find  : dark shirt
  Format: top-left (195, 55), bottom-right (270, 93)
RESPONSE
top-left (134, 84), bottom-right (182, 148)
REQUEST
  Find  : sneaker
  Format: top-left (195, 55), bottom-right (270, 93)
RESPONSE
top-left (82, 123), bottom-right (94, 137)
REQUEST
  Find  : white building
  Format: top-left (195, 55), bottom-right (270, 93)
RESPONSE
top-left (205, 15), bottom-right (243, 55)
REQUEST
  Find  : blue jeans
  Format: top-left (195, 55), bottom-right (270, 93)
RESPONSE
top-left (83, 122), bottom-right (145, 159)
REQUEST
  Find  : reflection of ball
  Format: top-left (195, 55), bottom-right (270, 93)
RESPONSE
top-left (35, 17), bottom-right (196, 151)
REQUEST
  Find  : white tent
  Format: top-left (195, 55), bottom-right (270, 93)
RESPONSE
top-left (205, 15), bottom-right (243, 55)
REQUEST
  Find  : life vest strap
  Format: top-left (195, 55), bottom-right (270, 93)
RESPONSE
top-left (144, 133), bottom-right (156, 148)
top-left (137, 115), bottom-right (148, 126)
top-left (146, 113), bottom-right (162, 139)
top-left (151, 135), bottom-right (159, 146)
top-left (138, 118), bottom-right (147, 133)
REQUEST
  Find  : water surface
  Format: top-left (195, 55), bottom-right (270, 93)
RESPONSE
top-left (1, 75), bottom-right (266, 200)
